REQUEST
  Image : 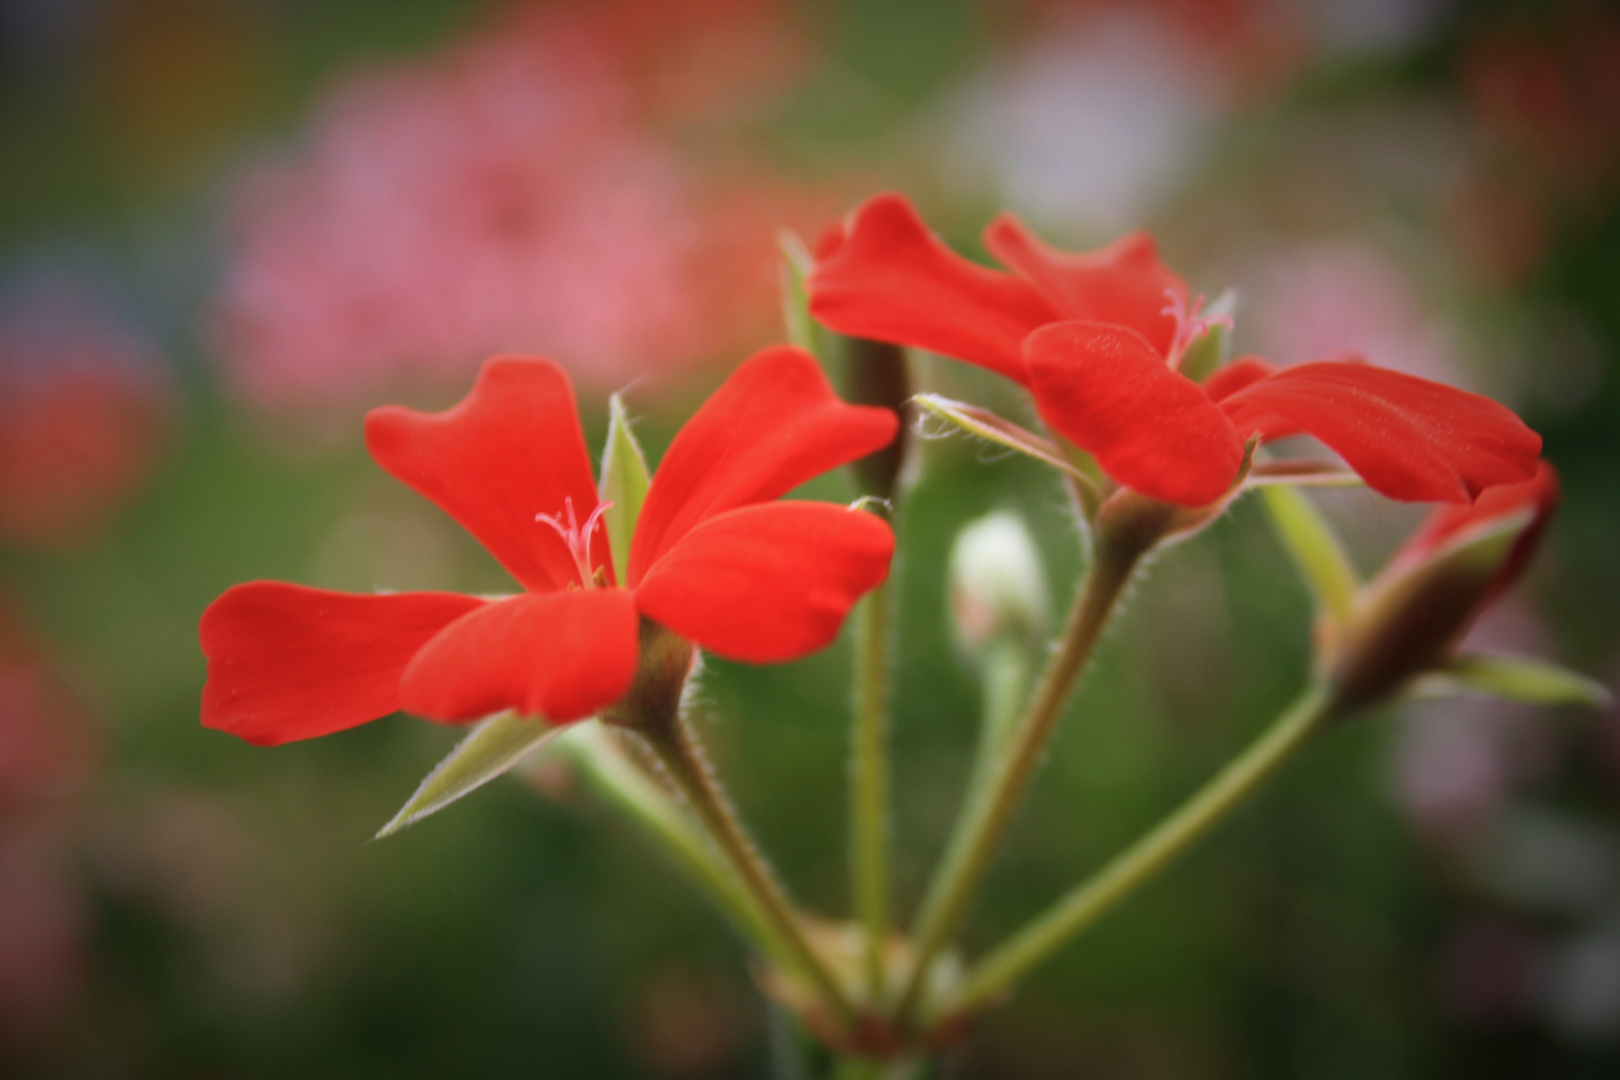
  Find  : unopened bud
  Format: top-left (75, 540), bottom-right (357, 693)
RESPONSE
top-left (949, 511), bottom-right (1048, 656)
top-left (1326, 463), bottom-right (1558, 712)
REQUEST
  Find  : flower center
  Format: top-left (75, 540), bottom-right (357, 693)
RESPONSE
top-left (536, 496), bottom-right (613, 587)
top-left (1161, 288), bottom-right (1233, 371)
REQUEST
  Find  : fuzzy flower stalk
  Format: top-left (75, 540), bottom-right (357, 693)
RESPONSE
top-left (809, 192), bottom-right (1544, 1031)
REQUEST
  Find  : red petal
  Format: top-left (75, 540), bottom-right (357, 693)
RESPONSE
top-left (200, 583), bottom-right (484, 746)
top-left (365, 357), bottom-right (606, 593)
top-left (808, 193), bottom-right (1056, 384)
top-left (634, 502), bottom-right (893, 664)
top-left (1219, 361), bottom-right (1543, 502)
top-left (627, 346), bottom-right (897, 583)
top-left (1200, 355), bottom-right (1278, 401)
top-left (1025, 321), bottom-right (1246, 506)
top-left (984, 216), bottom-right (1185, 358)
top-left (399, 589), bottom-right (639, 723)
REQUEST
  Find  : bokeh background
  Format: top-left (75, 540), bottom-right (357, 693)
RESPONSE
top-left (2, 0), bottom-right (1618, 1076)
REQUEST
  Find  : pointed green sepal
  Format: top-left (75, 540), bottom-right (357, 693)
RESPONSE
top-left (1180, 289), bottom-right (1237, 384)
top-left (1261, 485), bottom-right (1359, 628)
top-left (779, 231), bottom-right (827, 363)
top-left (1411, 653), bottom-right (1613, 708)
top-left (914, 393), bottom-right (1100, 495)
top-left (376, 712), bottom-right (565, 838)
top-left (599, 394), bottom-right (650, 586)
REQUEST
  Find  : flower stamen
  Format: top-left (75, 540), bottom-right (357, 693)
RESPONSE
top-left (536, 496), bottom-right (614, 587)
top-left (1161, 287), bottom-right (1234, 371)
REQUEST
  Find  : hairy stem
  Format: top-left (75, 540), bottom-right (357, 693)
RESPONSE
top-left (564, 725), bottom-right (796, 971)
top-left (851, 583), bottom-right (895, 1002)
top-left (946, 683), bottom-right (1337, 1018)
top-left (959, 639), bottom-right (1034, 817)
top-left (893, 531), bottom-right (1149, 1028)
top-left (641, 710), bottom-right (857, 1029)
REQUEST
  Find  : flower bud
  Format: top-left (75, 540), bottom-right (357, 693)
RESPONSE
top-left (948, 511), bottom-right (1048, 657)
top-left (1326, 463), bottom-right (1558, 711)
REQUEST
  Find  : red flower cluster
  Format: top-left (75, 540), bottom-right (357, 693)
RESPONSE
top-left (201, 347), bottom-right (896, 746)
top-left (810, 194), bottom-right (1541, 506)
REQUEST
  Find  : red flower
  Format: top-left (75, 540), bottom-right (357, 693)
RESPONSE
top-left (810, 193), bottom-right (1541, 507)
top-left (200, 346), bottom-right (897, 746)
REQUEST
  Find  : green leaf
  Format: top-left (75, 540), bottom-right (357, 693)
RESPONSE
top-left (1413, 653), bottom-right (1613, 707)
top-left (1180, 288), bottom-right (1237, 384)
top-left (778, 231), bottom-right (826, 362)
top-left (376, 712), bottom-right (564, 838)
top-left (1261, 485), bottom-right (1359, 627)
top-left (599, 394), bottom-right (650, 586)
top-left (914, 393), bottom-right (1099, 494)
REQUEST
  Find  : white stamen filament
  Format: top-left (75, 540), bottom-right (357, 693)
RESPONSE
top-left (1161, 287), bottom-right (1234, 371)
top-left (536, 496), bottom-right (614, 587)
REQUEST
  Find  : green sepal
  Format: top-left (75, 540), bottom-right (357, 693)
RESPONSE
top-left (1329, 514), bottom-right (1527, 712)
top-left (778, 231), bottom-right (828, 364)
top-left (1410, 653), bottom-right (1613, 708)
top-left (376, 712), bottom-right (564, 838)
top-left (1180, 289), bottom-right (1237, 384)
top-left (599, 394), bottom-right (650, 586)
top-left (914, 393), bottom-right (1100, 494)
top-left (1261, 485), bottom-right (1359, 628)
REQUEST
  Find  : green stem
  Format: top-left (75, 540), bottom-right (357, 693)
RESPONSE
top-left (946, 683), bottom-right (1338, 1018)
top-left (893, 533), bottom-right (1148, 1029)
top-left (851, 583), bottom-right (894, 1002)
top-left (565, 726), bottom-right (796, 972)
top-left (961, 638), bottom-right (1033, 813)
top-left (640, 710), bottom-right (858, 1030)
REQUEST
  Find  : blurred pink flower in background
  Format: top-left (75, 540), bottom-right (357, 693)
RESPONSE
top-left (0, 272), bottom-right (169, 548)
top-left (1247, 241), bottom-right (1459, 384)
top-left (942, 0), bottom-right (1298, 235)
top-left (0, 601), bottom-right (99, 1044)
top-left (214, 0), bottom-right (835, 414)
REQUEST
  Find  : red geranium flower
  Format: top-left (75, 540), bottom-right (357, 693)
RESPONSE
top-left (201, 346), bottom-right (897, 746)
top-left (810, 193), bottom-right (1541, 507)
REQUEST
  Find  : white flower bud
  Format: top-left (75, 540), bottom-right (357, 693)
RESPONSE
top-left (948, 511), bottom-right (1048, 656)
